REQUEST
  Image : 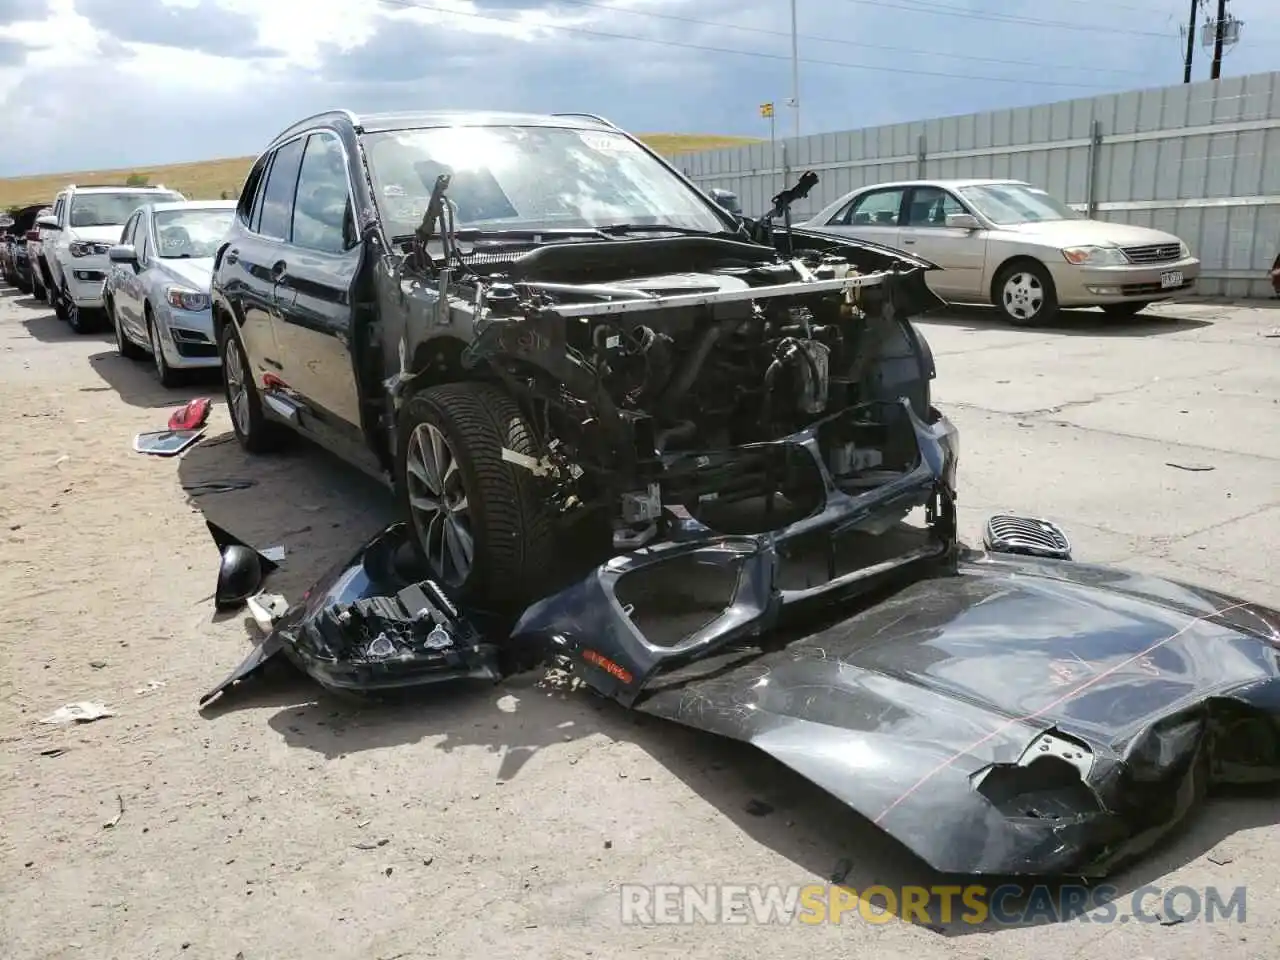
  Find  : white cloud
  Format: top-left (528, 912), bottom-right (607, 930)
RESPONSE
top-left (0, 0), bottom-right (1275, 177)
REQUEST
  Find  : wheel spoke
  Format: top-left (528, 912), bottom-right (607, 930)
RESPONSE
top-left (406, 419), bottom-right (475, 587)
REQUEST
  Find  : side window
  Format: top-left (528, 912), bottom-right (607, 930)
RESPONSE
top-left (140, 225), bottom-right (152, 263)
top-left (257, 137), bottom-right (305, 241)
top-left (843, 188), bottom-right (906, 226)
top-left (238, 155), bottom-right (270, 227)
top-left (904, 187), bottom-right (966, 227)
top-left (53, 194), bottom-right (66, 224)
top-left (291, 133), bottom-right (354, 254)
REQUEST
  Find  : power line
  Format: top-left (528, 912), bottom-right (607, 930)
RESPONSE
top-left (823, 0), bottom-right (1181, 39)
top-left (461, 0), bottom-right (1151, 77)
top-left (371, 0), bottom-right (1121, 89)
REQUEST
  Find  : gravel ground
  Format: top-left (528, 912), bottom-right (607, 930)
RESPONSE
top-left (2, 285), bottom-right (1278, 960)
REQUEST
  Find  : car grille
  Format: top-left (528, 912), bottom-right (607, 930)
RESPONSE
top-left (983, 514), bottom-right (1072, 561)
top-left (1122, 243), bottom-right (1181, 264)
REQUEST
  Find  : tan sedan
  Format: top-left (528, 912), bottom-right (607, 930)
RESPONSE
top-left (799, 178), bottom-right (1200, 325)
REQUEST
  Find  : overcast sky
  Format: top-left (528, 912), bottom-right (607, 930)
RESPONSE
top-left (0, 0), bottom-right (1274, 177)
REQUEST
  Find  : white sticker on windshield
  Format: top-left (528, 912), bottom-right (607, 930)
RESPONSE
top-left (577, 131), bottom-right (634, 153)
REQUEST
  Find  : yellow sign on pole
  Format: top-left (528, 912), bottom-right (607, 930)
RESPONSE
top-left (760, 102), bottom-right (774, 118)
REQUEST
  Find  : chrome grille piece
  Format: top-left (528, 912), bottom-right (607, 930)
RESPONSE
top-left (983, 515), bottom-right (1072, 561)
top-left (1122, 243), bottom-right (1181, 265)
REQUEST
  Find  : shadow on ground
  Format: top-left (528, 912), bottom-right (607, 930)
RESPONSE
top-left (176, 427), bottom-right (395, 603)
top-left (87, 347), bottom-right (221, 408)
top-left (18, 312), bottom-right (102, 345)
top-left (931, 304), bottom-right (1214, 337)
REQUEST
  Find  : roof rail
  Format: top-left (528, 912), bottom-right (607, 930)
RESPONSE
top-left (551, 112), bottom-right (618, 129)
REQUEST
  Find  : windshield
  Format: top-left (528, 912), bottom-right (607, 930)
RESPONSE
top-left (361, 125), bottom-right (729, 239)
top-left (70, 191), bottom-right (183, 228)
top-left (955, 183), bottom-right (1081, 225)
top-left (153, 207), bottom-right (233, 258)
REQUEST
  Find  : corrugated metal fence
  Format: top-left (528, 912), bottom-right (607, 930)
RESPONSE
top-left (671, 71), bottom-right (1280, 299)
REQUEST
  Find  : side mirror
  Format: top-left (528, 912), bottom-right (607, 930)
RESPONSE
top-left (108, 243), bottom-right (139, 264)
top-left (945, 212), bottom-right (981, 231)
top-left (36, 215), bottom-right (60, 231)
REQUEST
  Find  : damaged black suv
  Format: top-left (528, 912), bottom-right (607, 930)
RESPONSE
top-left (211, 110), bottom-right (952, 611)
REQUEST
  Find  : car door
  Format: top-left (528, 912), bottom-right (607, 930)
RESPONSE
top-left (112, 211), bottom-right (145, 335)
top-left (43, 192), bottom-right (68, 287)
top-left (271, 131), bottom-right (365, 434)
top-left (816, 186), bottom-right (906, 251)
top-left (227, 139), bottom-right (304, 383)
top-left (897, 186), bottom-right (988, 300)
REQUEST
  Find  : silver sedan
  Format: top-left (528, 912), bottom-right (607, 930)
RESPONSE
top-left (799, 179), bottom-right (1201, 326)
top-left (104, 200), bottom-right (235, 386)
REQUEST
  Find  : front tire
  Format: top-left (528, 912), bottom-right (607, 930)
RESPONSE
top-left (218, 320), bottom-right (286, 453)
top-left (995, 260), bottom-right (1058, 327)
top-left (146, 308), bottom-right (182, 387)
top-left (53, 277), bottom-right (70, 322)
top-left (396, 382), bottom-right (558, 611)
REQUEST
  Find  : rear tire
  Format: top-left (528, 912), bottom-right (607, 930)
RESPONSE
top-left (995, 260), bottom-right (1059, 327)
top-left (396, 382), bottom-right (559, 611)
top-left (218, 320), bottom-right (286, 454)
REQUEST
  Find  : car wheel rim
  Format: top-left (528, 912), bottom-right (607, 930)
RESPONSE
top-left (406, 422), bottom-right (475, 587)
top-left (223, 336), bottom-right (251, 435)
top-left (1002, 272), bottom-right (1044, 321)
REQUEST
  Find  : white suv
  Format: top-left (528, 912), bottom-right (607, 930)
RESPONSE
top-left (37, 183), bottom-right (185, 332)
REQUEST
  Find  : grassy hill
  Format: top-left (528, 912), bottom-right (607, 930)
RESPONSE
top-left (0, 133), bottom-right (758, 210)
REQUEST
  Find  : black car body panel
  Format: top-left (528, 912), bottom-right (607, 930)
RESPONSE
top-left (514, 540), bottom-right (1280, 877)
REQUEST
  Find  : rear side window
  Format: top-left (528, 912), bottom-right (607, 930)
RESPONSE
top-left (841, 188), bottom-right (906, 226)
top-left (238, 155), bottom-right (269, 227)
top-left (257, 138), bottom-right (305, 241)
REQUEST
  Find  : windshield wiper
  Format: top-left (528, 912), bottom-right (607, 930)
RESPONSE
top-left (392, 227), bottom-right (612, 245)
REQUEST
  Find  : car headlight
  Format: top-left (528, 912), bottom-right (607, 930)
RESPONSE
top-left (165, 286), bottom-right (211, 311)
top-left (1061, 245), bottom-right (1128, 266)
top-left (69, 240), bottom-right (112, 257)
top-left (1178, 240), bottom-right (1190, 258)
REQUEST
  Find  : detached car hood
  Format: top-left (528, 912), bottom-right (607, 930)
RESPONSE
top-left (632, 551), bottom-right (1280, 876)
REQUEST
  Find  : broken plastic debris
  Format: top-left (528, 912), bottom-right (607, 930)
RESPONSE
top-left (52, 454), bottom-right (70, 467)
top-left (260, 545), bottom-right (287, 563)
top-left (134, 429), bottom-right (204, 457)
top-left (246, 592), bottom-right (289, 633)
top-left (39, 702), bottom-right (114, 724)
top-left (167, 397), bottom-right (212, 431)
top-left (134, 680), bottom-right (166, 695)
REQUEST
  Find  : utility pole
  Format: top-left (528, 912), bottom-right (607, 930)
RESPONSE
top-left (788, 0), bottom-right (800, 141)
top-left (1210, 0), bottom-right (1227, 80)
top-left (1182, 0), bottom-right (1197, 82)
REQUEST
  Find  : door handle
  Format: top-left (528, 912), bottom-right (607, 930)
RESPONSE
top-left (271, 260), bottom-right (287, 280)
top-left (901, 238), bottom-right (916, 244)
top-left (224, 248), bottom-right (238, 265)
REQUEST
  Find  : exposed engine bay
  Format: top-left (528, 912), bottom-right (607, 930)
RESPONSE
top-left (387, 171), bottom-right (945, 552)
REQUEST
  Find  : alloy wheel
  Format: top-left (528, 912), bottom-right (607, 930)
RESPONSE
top-left (1002, 271), bottom-right (1044, 323)
top-left (222, 334), bottom-right (251, 437)
top-left (405, 422), bottom-right (476, 587)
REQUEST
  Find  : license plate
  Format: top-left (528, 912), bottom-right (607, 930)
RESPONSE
top-left (1161, 270), bottom-right (1183, 289)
